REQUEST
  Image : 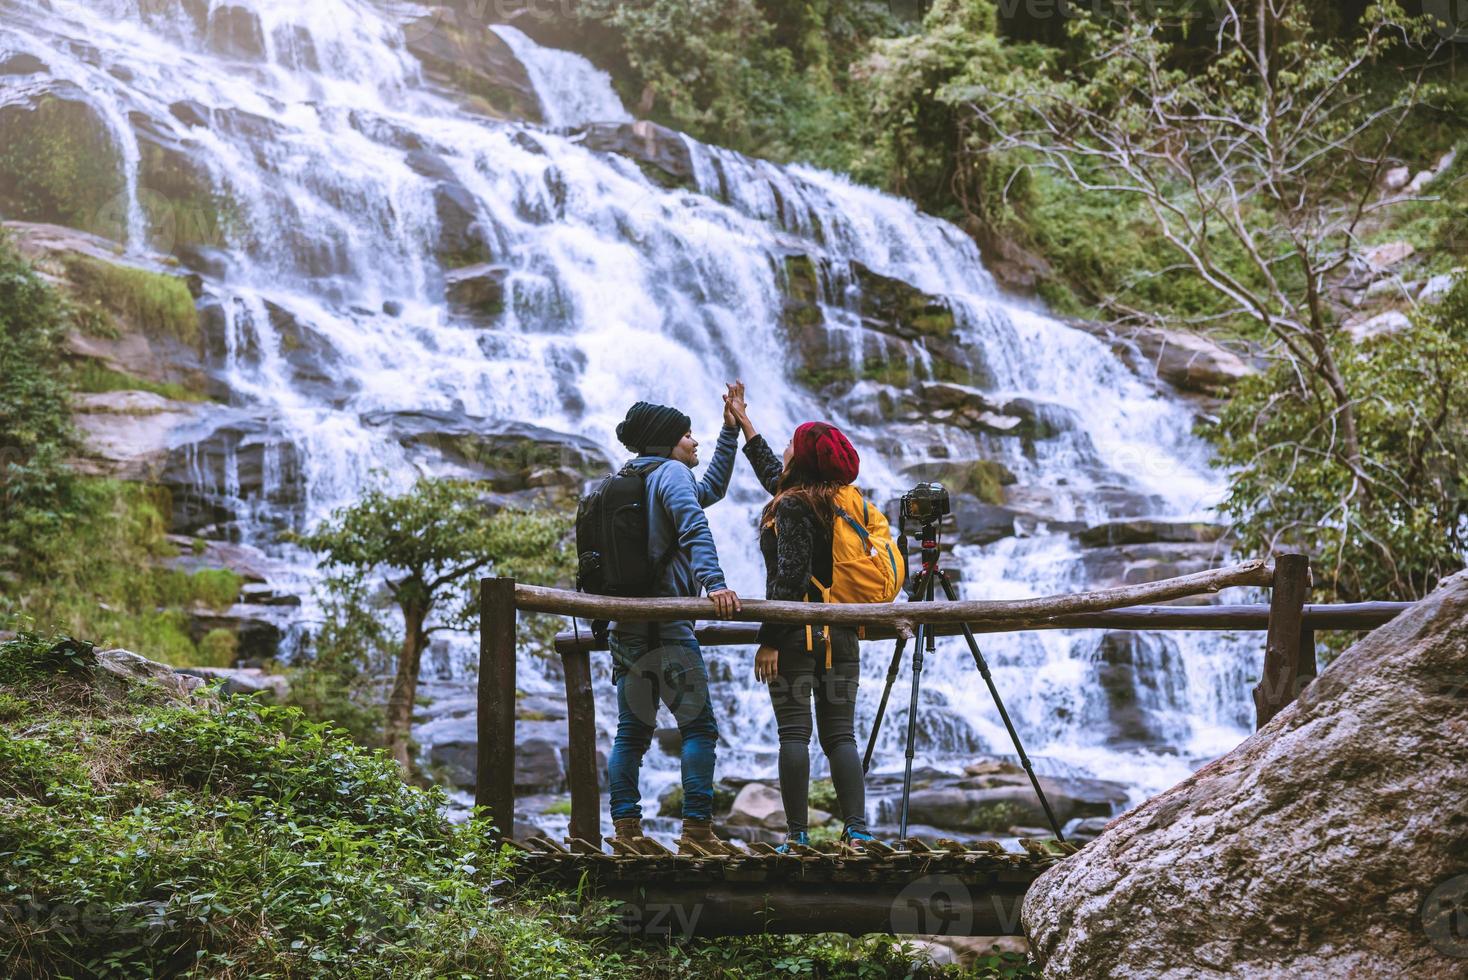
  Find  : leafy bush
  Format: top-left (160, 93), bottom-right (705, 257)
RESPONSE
top-left (0, 632), bottom-right (1025, 977)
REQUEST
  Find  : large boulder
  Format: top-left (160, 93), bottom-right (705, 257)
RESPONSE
top-left (1022, 570), bottom-right (1468, 977)
top-left (403, 9), bottom-right (542, 122)
top-left (360, 410), bottom-right (607, 493)
top-left (575, 121), bottom-right (694, 189)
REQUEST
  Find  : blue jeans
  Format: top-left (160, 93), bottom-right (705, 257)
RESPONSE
top-left (607, 632), bottom-right (718, 821)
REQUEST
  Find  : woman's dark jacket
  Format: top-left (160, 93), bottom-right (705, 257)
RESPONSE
top-left (743, 435), bottom-right (837, 648)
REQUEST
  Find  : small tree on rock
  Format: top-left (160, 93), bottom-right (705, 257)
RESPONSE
top-left (295, 478), bottom-right (571, 772)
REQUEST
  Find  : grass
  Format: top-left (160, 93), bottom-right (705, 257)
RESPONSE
top-left (0, 631), bottom-right (1035, 977)
top-left (61, 253), bottom-right (200, 349)
top-left (70, 361), bottom-right (212, 403)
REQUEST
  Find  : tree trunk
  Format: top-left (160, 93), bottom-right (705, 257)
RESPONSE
top-left (385, 602), bottom-right (427, 774)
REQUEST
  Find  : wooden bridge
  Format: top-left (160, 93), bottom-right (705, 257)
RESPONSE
top-left (475, 554), bottom-right (1411, 937)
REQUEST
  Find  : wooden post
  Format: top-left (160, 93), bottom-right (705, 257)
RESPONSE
top-left (1254, 554), bottom-right (1310, 729)
top-left (562, 648), bottom-right (600, 845)
top-left (476, 577), bottom-right (517, 840)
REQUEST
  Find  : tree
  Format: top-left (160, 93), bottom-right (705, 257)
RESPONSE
top-left (294, 479), bottom-right (572, 771)
top-left (946, 0), bottom-right (1465, 597)
top-left (1204, 280), bottom-right (1468, 602)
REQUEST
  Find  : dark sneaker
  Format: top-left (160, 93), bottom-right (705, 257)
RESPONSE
top-left (842, 828), bottom-right (879, 850)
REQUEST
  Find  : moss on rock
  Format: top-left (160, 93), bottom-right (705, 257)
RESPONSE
top-left (0, 95), bottom-right (123, 231)
top-left (62, 253), bottom-right (201, 349)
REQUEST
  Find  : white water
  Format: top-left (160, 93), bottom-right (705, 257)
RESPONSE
top-left (0, 0), bottom-right (1259, 829)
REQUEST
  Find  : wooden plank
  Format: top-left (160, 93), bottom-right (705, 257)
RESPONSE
top-left (476, 578), bottom-right (517, 840)
top-left (1255, 554), bottom-right (1310, 728)
top-left (561, 645), bottom-right (600, 843)
top-left (566, 837), bottom-right (605, 856)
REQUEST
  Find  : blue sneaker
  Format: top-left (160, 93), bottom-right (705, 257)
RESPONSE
top-left (842, 828), bottom-right (879, 850)
top-left (775, 831), bottom-right (810, 854)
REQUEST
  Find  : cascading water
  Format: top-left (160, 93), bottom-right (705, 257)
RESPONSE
top-left (1, 0), bottom-right (1260, 832)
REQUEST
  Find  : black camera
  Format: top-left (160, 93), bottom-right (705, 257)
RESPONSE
top-left (900, 482), bottom-right (951, 529)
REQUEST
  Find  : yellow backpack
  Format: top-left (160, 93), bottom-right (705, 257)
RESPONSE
top-left (801, 486), bottom-right (906, 666)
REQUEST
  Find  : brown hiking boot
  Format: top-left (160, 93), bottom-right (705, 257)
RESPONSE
top-left (611, 817), bottom-right (642, 841)
top-left (677, 817), bottom-right (726, 854)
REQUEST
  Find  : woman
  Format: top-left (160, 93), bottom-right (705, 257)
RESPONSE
top-left (725, 385), bottom-right (878, 851)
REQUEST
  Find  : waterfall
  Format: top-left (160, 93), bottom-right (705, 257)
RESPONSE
top-left (0, 0), bottom-right (1260, 828)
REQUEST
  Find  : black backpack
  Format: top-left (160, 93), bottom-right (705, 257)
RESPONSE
top-left (575, 461), bottom-right (676, 619)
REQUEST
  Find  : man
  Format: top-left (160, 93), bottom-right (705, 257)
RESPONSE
top-left (606, 399), bottom-right (742, 848)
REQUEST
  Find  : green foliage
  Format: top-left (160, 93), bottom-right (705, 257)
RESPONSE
top-left (62, 253), bottom-right (200, 348)
top-left (0, 635), bottom-right (1022, 976)
top-left (0, 232), bottom-right (91, 575)
top-left (1204, 280), bottom-right (1468, 602)
top-left (196, 628), bottom-right (239, 668)
top-left (295, 478), bottom-right (573, 627)
top-left (0, 95), bottom-right (122, 229)
top-left (284, 576), bottom-right (391, 747)
top-left (0, 480), bottom-right (247, 667)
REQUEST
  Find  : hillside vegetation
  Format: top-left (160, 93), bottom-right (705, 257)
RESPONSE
top-left (0, 631), bottom-right (1030, 978)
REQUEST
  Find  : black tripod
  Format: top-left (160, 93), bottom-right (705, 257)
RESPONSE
top-left (861, 519), bottom-right (1066, 843)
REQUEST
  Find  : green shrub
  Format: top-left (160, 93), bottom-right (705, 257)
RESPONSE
top-left (70, 360), bottom-right (210, 403)
top-left (196, 628), bottom-right (238, 668)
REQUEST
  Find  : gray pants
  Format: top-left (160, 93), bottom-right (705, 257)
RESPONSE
top-left (767, 626), bottom-right (868, 835)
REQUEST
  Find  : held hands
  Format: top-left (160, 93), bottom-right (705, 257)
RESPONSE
top-left (754, 645), bottom-right (779, 683)
top-left (709, 588), bottom-right (743, 618)
top-left (722, 380), bottom-right (756, 439)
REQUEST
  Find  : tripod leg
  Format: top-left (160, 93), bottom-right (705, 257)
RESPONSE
top-left (898, 569), bottom-right (935, 842)
top-left (936, 570), bottom-right (1067, 843)
top-left (863, 635), bottom-right (907, 775)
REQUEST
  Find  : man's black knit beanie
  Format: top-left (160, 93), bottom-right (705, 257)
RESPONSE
top-left (616, 401), bottom-right (691, 456)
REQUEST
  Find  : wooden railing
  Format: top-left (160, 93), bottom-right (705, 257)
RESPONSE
top-left (474, 553), bottom-right (1412, 842)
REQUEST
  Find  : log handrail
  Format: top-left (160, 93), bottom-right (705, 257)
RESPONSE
top-left (515, 557), bottom-right (1274, 632)
top-left (551, 600), bottom-right (1413, 653)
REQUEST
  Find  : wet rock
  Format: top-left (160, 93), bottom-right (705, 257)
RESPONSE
top-left (575, 120), bottom-right (693, 187)
top-left (1060, 815), bottom-right (1113, 844)
top-left (162, 535), bottom-right (281, 584)
top-left (901, 459), bottom-right (1017, 506)
top-left (175, 666), bottom-right (288, 700)
top-left (725, 781), bottom-right (830, 833)
top-left (361, 410), bottom-right (607, 492)
top-left (158, 417), bottom-right (306, 535)
top-left (238, 584), bottom-right (301, 607)
top-left (429, 734), bottom-right (566, 793)
top-left (1065, 318), bottom-right (1254, 395)
top-left (1023, 571), bottom-right (1468, 978)
top-left (70, 390), bottom-right (213, 480)
top-left (404, 150), bottom-right (496, 268)
top-left (444, 263), bottom-right (509, 318)
top-left (1077, 520), bottom-right (1226, 548)
top-left (904, 772), bottom-right (1128, 833)
top-left (1364, 239), bottom-right (1415, 271)
top-left (404, 10), bottom-right (541, 122)
top-left (0, 53), bottom-right (47, 76)
top-left (206, 5), bottom-right (265, 59)
top-left (1079, 541), bottom-right (1226, 589)
top-left (1085, 631), bottom-right (1187, 748)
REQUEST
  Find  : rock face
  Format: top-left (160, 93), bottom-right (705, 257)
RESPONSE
top-left (1022, 570), bottom-right (1468, 978)
top-left (1065, 318), bottom-right (1254, 395)
top-left (575, 121), bottom-right (694, 188)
